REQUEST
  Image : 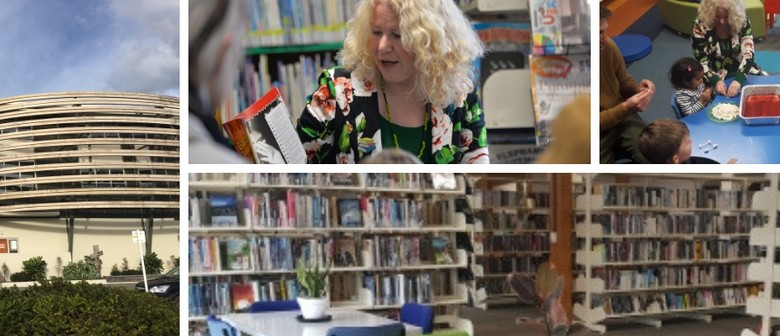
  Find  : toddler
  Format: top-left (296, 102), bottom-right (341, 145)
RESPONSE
top-left (670, 57), bottom-right (712, 116)
top-left (638, 119), bottom-right (736, 164)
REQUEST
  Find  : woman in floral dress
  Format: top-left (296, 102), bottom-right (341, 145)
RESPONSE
top-left (692, 0), bottom-right (767, 98)
top-left (296, 0), bottom-right (488, 164)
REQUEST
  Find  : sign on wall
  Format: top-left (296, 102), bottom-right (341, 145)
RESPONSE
top-left (0, 238), bottom-right (19, 253)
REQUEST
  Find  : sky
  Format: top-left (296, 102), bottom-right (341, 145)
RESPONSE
top-left (0, 0), bottom-right (179, 98)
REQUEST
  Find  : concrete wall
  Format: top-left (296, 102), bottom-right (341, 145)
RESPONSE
top-left (0, 217), bottom-right (179, 280)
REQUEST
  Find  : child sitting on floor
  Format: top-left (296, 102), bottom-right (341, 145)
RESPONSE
top-left (638, 119), bottom-right (736, 164)
top-left (670, 57), bottom-right (713, 116)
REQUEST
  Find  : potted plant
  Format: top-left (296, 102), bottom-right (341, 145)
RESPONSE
top-left (296, 258), bottom-right (330, 319)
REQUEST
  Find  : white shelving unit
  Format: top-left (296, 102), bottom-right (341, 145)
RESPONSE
top-left (460, 0), bottom-right (528, 14)
top-left (467, 174), bottom-right (551, 308)
top-left (188, 173), bottom-right (473, 335)
top-left (743, 174), bottom-right (780, 336)
top-left (573, 174), bottom-right (767, 333)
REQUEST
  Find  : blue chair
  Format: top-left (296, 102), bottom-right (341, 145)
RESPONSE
top-left (206, 315), bottom-right (237, 336)
top-left (670, 93), bottom-right (684, 119)
top-left (248, 299), bottom-right (299, 313)
top-left (400, 303), bottom-right (434, 334)
top-left (326, 323), bottom-right (406, 336)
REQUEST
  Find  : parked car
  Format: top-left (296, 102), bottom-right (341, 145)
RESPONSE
top-left (136, 266), bottom-right (179, 303)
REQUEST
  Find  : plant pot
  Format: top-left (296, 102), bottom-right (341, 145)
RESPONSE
top-left (297, 296), bottom-right (329, 319)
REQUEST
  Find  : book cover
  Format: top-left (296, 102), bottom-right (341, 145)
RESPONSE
top-left (529, 0), bottom-right (590, 55)
top-left (472, 22), bottom-right (536, 130)
top-left (432, 237), bottom-right (453, 265)
top-left (529, 54), bottom-right (590, 146)
top-left (338, 199), bottom-right (363, 227)
top-left (222, 87), bottom-right (306, 164)
top-left (230, 283), bottom-right (256, 311)
top-left (210, 195), bottom-right (238, 227)
top-left (224, 238), bottom-right (251, 271)
top-left (333, 236), bottom-right (357, 267)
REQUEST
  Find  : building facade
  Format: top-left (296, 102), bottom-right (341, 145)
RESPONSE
top-left (0, 92), bottom-right (180, 278)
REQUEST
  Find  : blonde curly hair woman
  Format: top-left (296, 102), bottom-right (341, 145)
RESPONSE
top-left (693, 0), bottom-right (767, 98)
top-left (296, 0), bottom-right (488, 164)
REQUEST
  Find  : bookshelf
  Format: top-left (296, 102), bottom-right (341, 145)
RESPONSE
top-left (188, 173), bottom-right (473, 334)
top-left (217, 0), bottom-right (357, 131)
top-left (743, 174), bottom-right (780, 336)
top-left (572, 174), bottom-right (768, 333)
top-left (467, 174), bottom-right (552, 308)
top-left (460, 0), bottom-right (528, 14)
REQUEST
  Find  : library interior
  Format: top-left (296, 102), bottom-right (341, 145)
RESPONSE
top-left (190, 173), bottom-right (780, 336)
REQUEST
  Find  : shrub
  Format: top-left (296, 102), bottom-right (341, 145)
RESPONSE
top-left (0, 262), bottom-right (7, 282)
top-left (141, 252), bottom-right (163, 275)
top-left (62, 260), bottom-right (101, 281)
top-left (0, 278), bottom-right (178, 335)
top-left (22, 256), bottom-right (47, 282)
top-left (109, 263), bottom-right (143, 276)
top-left (10, 271), bottom-right (31, 282)
top-left (167, 255), bottom-right (180, 270)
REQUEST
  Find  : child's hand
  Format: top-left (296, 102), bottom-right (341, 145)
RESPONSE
top-left (727, 158), bottom-right (738, 164)
top-left (699, 88), bottom-right (712, 103)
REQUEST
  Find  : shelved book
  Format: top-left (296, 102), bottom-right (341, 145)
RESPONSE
top-left (222, 87), bottom-right (306, 164)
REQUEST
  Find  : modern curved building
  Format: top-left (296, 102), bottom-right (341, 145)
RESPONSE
top-left (0, 92), bottom-right (180, 278)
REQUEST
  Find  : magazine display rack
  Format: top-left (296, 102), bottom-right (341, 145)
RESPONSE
top-left (573, 174), bottom-right (767, 333)
top-left (188, 173), bottom-right (473, 334)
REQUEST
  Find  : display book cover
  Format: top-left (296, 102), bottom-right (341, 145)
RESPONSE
top-left (222, 87), bottom-right (306, 164)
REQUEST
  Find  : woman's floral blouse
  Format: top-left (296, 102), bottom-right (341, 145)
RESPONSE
top-left (692, 17), bottom-right (766, 86)
top-left (296, 67), bottom-right (489, 164)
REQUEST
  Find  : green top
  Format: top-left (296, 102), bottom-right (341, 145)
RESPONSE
top-left (378, 114), bottom-right (433, 164)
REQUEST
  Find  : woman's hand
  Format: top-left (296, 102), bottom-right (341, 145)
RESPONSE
top-left (714, 81), bottom-right (727, 96)
top-left (638, 79), bottom-right (655, 93)
top-left (726, 81), bottom-right (741, 98)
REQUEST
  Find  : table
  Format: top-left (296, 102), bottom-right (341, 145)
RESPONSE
top-left (221, 310), bottom-right (423, 336)
top-left (681, 75), bottom-right (780, 164)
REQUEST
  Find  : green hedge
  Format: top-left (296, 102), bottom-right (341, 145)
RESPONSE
top-left (0, 278), bottom-right (178, 335)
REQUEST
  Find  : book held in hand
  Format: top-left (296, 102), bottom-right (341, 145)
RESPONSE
top-left (222, 87), bottom-right (306, 164)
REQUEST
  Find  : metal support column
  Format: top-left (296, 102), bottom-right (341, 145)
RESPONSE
top-left (142, 210), bottom-right (154, 255)
top-left (65, 212), bottom-right (75, 262)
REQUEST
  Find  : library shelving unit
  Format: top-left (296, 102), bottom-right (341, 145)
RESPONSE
top-left (218, 0), bottom-right (358, 129)
top-left (572, 174), bottom-right (767, 333)
top-left (188, 173), bottom-right (474, 334)
top-left (743, 174), bottom-right (780, 336)
top-left (467, 174), bottom-right (551, 308)
top-left (459, 0), bottom-right (528, 14)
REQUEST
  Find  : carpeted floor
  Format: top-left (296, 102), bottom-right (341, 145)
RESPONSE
top-left (462, 305), bottom-right (764, 335)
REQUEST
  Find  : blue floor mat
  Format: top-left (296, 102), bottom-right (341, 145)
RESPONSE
top-left (756, 51), bottom-right (780, 75)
